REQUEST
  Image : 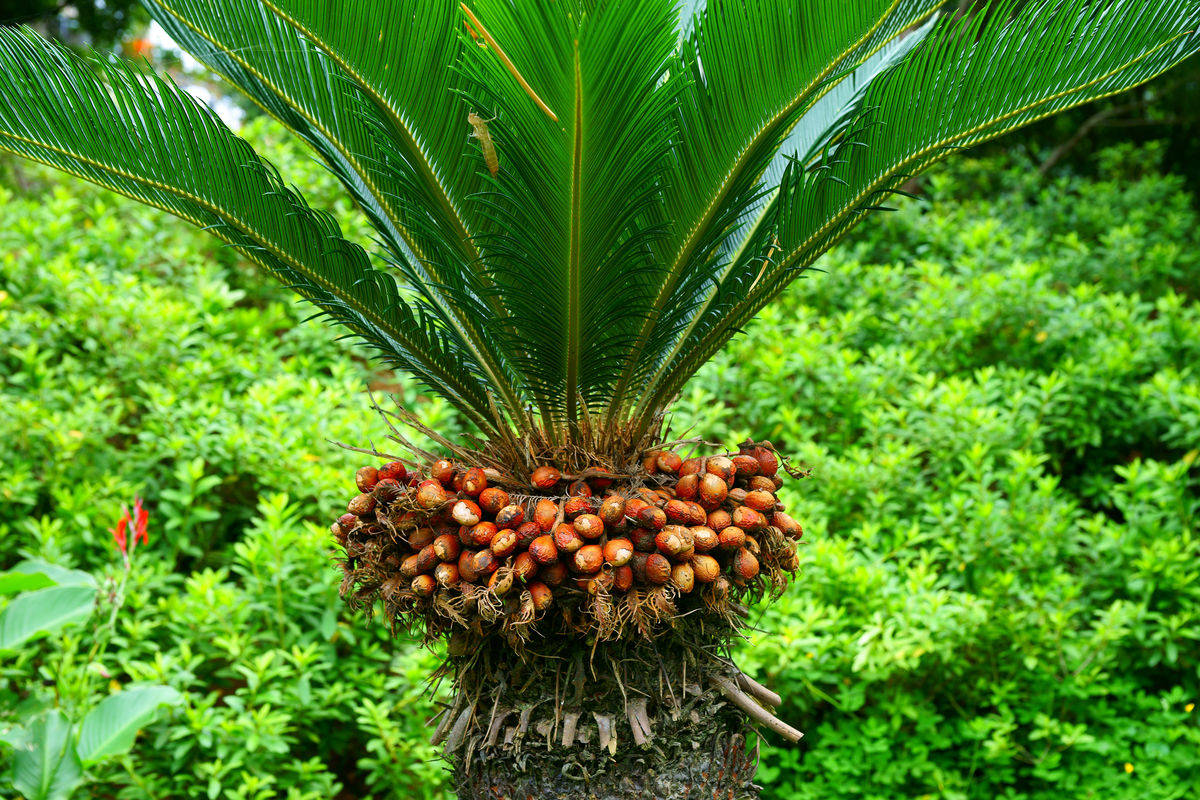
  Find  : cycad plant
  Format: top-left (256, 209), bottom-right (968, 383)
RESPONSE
top-left (2, 1), bottom-right (1198, 797)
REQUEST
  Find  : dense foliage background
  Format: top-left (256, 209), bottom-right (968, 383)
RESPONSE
top-left (1, 119), bottom-right (1197, 798)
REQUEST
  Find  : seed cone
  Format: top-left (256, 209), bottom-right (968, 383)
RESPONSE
top-left (331, 437), bottom-right (806, 794)
top-left (332, 439), bottom-right (802, 645)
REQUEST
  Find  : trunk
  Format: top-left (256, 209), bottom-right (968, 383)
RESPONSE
top-left (444, 639), bottom-right (761, 800)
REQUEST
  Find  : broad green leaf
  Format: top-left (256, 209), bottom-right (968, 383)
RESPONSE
top-left (76, 685), bottom-right (183, 765)
top-left (0, 572), bottom-right (55, 596)
top-left (0, 585), bottom-right (96, 651)
top-left (10, 711), bottom-right (83, 800)
top-left (9, 559), bottom-right (97, 589)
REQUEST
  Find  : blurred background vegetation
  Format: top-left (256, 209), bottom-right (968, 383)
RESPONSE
top-left (1, 5), bottom-right (1198, 800)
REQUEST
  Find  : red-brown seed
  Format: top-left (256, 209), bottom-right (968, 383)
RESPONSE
top-left (707, 509), bottom-right (732, 532)
top-left (573, 544), bottom-right (604, 574)
top-left (434, 562), bottom-right (460, 587)
top-left (409, 527), bottom-right (436, 550)
top-left (655, 527), bottom-right (689, 558)
top-left (727, 488), bottom-right (749, 505)
top-left (337, 512), bottom-right (359, 532)
top-left (671, 562), bottom-right (695, 593)
top-left (528, 581), bottom-right (554, 610)
top-left (461, 467), bottom-right (488, 497)
top-left (411, 574), bottom-right (436, 597)
top-left (531, 465), bottom-right (561, 489)
top-left (679, 457), bottom-right (705, 477)
top-left (458, 550), bottom-right (479, 583)
top-left (744, 535), bottom-right (761, 556)
top-left (496, 504), bottom-right (525, 529)
top-left (642, 451), bottom-right (661, 474)
top-left (733, 548), bottom-right (760, 580)
top-left (731, 454), bottom-right (760, 478)
top-left (491, 528), bottom-right (518, 558)
top-left (747, 475), bottom-right (777, 493)
top-left (399, 553), bottom-right (422, 578)
top-left (567, 480), bottom-right (593, 498)
top-left (465, 521), bottom-right (497, 547)
top-left (707, 456), bottom-right (736, 486)
top-left (564, 496), bottom-right (597, 519)
top-left (656, 451), bottom-right (683, 474)
top-left (529, 535), bottom-right (558, 564)
top-left (664, 499), bottom-right (691, 524)
top-left (415, 481), bottom-right (448, 510)
top-left (488, 568), bottom-right (514, 596)
top-left (347, 493), bottom-right (376, 516)
top-left (478, 487), bottom-right (510, 515)
top-left (599, 495), bottom-right (627, 527)
top-left (512, 552), bottom-right (538, 582)
top-left (683, 501), bottom-right (706, 525)
top-left (645, 553), bottom-right (672, 585)
top-left (691, 554), bottom-right (720, 583)
top-left (355, 466), bottom-right (380, 492)
top-left (533, 498), bottom-right (558, 532)
top-left (603, 538), bottom-right (633, 567)
top-left (378, 461), bottom-right (407, 483)
top-left (638, 506), bottom-right (667, 531)
top-left (630, 552), bottom-right (650, 582)
top-left (553, 523), bottom-right (584, 554)
top-left (698, 473), bottom-right (729, 506)
top-left (744, 490), bottom-right (776, 512)
top-left (612, 564), bottom-right (634, 592)
top-left (752, 446), bottom-right (779, 477)
top-left (675, 473), bottom-right (700, 500)
top-left (515, 521), bottom-right (542, 549)
top-left (538, 562), bottom-right (568, 586)
top-left (771, 511), bottom-right (803, 539)
top-left (451, 499), bottom-right (482, 527)
top-left (732, 506), bottom-right (766, 531)
top-left (415, 544), bottom-right (439, 572)
top-left (587, 466), bottom-right (613, 491)
top-left (430, 459), bottom-right (456, 487)
top-left (631, 528), bottom-right (658, 552)
top-left (718, 526), bottom-right (746, 551)
top-left (573, 514), bottom-right (605, 540)
top-left (624, 497), bottom-right (650, 521)
top-left (690, 526), bottom-right (719, 553)
top-left (713, 575), bottom-right (732, 599)
top-left (472, 548), bottom-right (499, 575)
top-left (452, 472), bottom-right (466, 493)
top-left (433, 533), bottom-right (461, 562)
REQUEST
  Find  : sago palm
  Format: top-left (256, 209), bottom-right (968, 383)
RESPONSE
top-left (2, 1), bottom-right (1197, 797)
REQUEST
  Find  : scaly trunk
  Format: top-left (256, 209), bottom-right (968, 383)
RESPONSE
top-left (439, 636), bottom-right (767, 800)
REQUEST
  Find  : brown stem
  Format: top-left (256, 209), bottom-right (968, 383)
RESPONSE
top-left (735, 672), bottom-right (782, 708)
top-left (711, 674), bottom-right (803, 743)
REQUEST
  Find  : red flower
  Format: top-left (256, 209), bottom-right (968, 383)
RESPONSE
top-left (110, 497), bottom-right (149, 557)
top-left (110, 510), bottom-right (129, 556)
top-left (132, 497), bottom-right (149, 546)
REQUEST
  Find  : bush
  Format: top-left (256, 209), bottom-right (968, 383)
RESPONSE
top-left (1, 128), bottom-right (1197, 798)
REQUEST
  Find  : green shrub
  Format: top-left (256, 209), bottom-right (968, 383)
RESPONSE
top-left (2, 131), bottom-right (1197, 798)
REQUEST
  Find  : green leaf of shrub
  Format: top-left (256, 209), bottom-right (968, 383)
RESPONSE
top-left (76, 686), bottom-right (183, 765)
top-left (10, 710), bottom-right (83, 800)
top-left (0, 585), bottom-right (96, 651)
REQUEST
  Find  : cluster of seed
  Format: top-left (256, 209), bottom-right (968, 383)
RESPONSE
top-left (331, 443), bottom-right (803, 640)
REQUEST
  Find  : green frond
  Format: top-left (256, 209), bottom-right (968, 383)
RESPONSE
top-left (457, 0), bottom-right (682, 429)
top-left (630, 0), bottom-right (1200, 433)
top-left (0, 25), bottom-right (501, 435)
top-left (603, 0), bottom-right (946, 421)
top-left (1, 0), bottom-right (1196, 451)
